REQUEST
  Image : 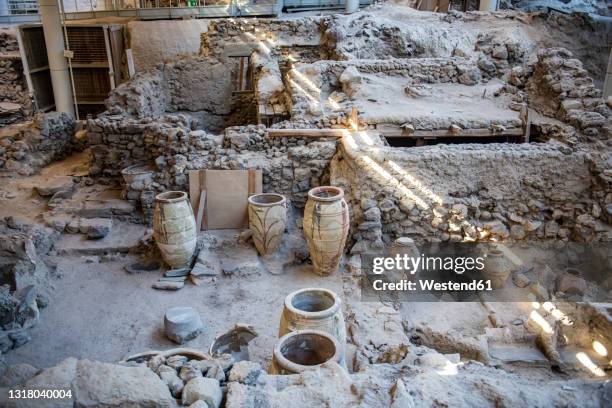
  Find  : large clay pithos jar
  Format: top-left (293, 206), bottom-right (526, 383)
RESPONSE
top-left (482, 248), bottom-right (512, 289)
top-left (247, 193), bottom-right (287, 257)
top-left (303, 186), bottom-right (349, 276)
top-left (153, 191), bottom-right (197, 269)
top-left (279, 288), bottom-right (346, 352)
top-left (269, 330), bottom-right (344, 375)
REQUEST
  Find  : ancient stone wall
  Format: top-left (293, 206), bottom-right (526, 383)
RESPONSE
top-left (0, 113), bottom-right (77, 176)
top-left (104, 56), bottom-right (238, 132)
top-left (507, 48), bottom-right (610, 140)
top-left (0, 218), bottom-right (58, 353)
top-left (201, 18), bottom-right (322, 58)
top-left (87, 115), bottom-right (337, 207)
top-left (334, 140), bottom-right (608, 251)
top-left (0, 30), bottom-right (32, 126)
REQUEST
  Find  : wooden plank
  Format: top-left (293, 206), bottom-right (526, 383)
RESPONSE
top-left (204, 170), bottom-right (261, 230)
top-left (267, 128), bottom-right (346, 138)
top-left (383, 128), bottom-right (525, 138)
top-left (196, 190), bottom-right (206, 233)
top-left (523, 109), bottom-right (531, 143)
top-left (188, 170), bottom-right (200, 212)
top-left (238, 57), bottom-right (245, 91)
top-left (200, 171), bottom-right (208, 230)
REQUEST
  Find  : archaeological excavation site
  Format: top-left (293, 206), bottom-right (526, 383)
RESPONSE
top-left (0, 0), bottom-right (611, 406)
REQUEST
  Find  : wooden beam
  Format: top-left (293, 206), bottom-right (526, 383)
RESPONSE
top-left (383, 128), bottom-right (525, 138)
top-left (267, 129), bottom-right (346, 138)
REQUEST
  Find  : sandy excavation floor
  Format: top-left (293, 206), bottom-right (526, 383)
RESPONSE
top-left (5, 247), bottom-right (343, 369)
top-left (350, 78), bottom-right (520, 126)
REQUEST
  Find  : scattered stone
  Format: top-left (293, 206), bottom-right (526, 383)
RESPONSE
top-left (124, 260), bottom-right (161, 274)
top-left (72, 359), bottom-right (173, 407)
top-left (182, 377), bottom-right (222, 407)
top-left (228, 361), bottom-right (264, 385)
top-left (5, 216), bottom-right (25, 230)
top-left (512, 272), bottom-right (531, 288)
top-left (165, 355), bottom-right (188, 369)
top-left (180, 363), bottom-right (203, 382)
top-left (164, 307), bottom-right (203, 344)
top-left (205, 363), bottom-right (226, 382)
top-left (152, 280), bottom-right (185, 291)
top-left (158, 365), bottom-right (184, 398)
top-left (0, 363), bottom-right (39, 386)
top-left (34, 176), bottom-right (74, 197)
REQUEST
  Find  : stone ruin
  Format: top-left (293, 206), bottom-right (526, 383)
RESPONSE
top-left (0, 3), bottom-right (611, 407)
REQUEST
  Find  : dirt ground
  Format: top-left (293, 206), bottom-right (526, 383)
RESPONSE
top-left (5, 246), bottom-right (343, 369)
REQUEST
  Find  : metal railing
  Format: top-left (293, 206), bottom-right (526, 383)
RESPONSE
top-left (0, 0), bottom-right (280, 23)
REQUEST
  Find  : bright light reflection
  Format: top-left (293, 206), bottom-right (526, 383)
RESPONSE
top-left (362, 157), bottom-right (429, 209)
top-left (437, 361), bottom-right (463, 376)
top-left (290, 69), bottom-right (321, 95)
top-left (529, 310), bottom-right (553, 334)
top-left (387, 160), bottom-right (444, 205)
top-left (288, 78), bottom-right (318, 104)
top-left (541, 302), bottom-right (573, 326)
top-left (358, 131), bottom-right (373, 146)
top-left (327, 97), bottom-right (341, 110)
top-left (343, 133), bottom-right (358, 149)
top-left (593, 341), bottom-right (608, 357)
top-left (576, 352), bottom-right (606, 377)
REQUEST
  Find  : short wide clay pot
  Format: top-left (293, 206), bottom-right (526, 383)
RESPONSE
top-left (279, 288), bottom-right (346, 352)
top-left (153, 191), bottom-right (197, 268)
top-left (269, 330), bottom-right (344, 375)
top-left (303, 186), bottom-right (350, 276)
top-left (247, 193), bottom-right (287, 257)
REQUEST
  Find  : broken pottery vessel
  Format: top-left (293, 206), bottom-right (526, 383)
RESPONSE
top-left (303, 186), bottom-right (349, 276)
top-left (269, 330), bottom-right (344, 375)
top-left (209, 324), bottom-right (258, 362)
top-left (482, 249), bottom-right (512, 289)
top-left (153, 191), bottom-right (197, 268)
top-left (121, 163), bottom-right (155, 186)
top-left (247, 193), bottom-right (287, 257)
top-left (279, 288), bottom-right (346, 353)
top-left (164, 307), bottom-right (203, 344)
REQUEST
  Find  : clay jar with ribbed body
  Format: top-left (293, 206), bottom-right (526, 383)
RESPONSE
top-left (269, 330), bottom-right (344, 375)
top-left (303, 186), bottom-right (349, 276)
top-left (279, 288), bottom-right (346, 353)
top-left (153, 191), bottom-right (197, 268)
top-left (247, 193), bottom-right (287, 257)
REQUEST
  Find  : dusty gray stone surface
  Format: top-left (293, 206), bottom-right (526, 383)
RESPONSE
top-left (164, 306), bottom-right (204, 344)
top-left (182, 377), bottom-right (222, 407)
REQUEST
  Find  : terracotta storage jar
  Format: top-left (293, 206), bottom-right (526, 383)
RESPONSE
top-left (247, 193), bottom-right (287, 257)
top-left (279, 288), bottom-right (346, 352)
top-left (303, 186), bottom-right (349, 276)
top-left (269, 330), bottom-right (344, 375)
top-left (482, 248), bottom-right (512, 289)
top-left (153, 191), bottom-right (197, 268)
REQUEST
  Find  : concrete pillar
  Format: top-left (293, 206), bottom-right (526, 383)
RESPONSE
top-left (604, 47), bottom-right (612, 98)
top-left (479, 0), bottom-right (498, 11)
top-left (0, 0), bottom-right (9, 17)
top-left (345, 0), bottom-right (359, 14)
top-left (39, 0), bottom-right (75, 117)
